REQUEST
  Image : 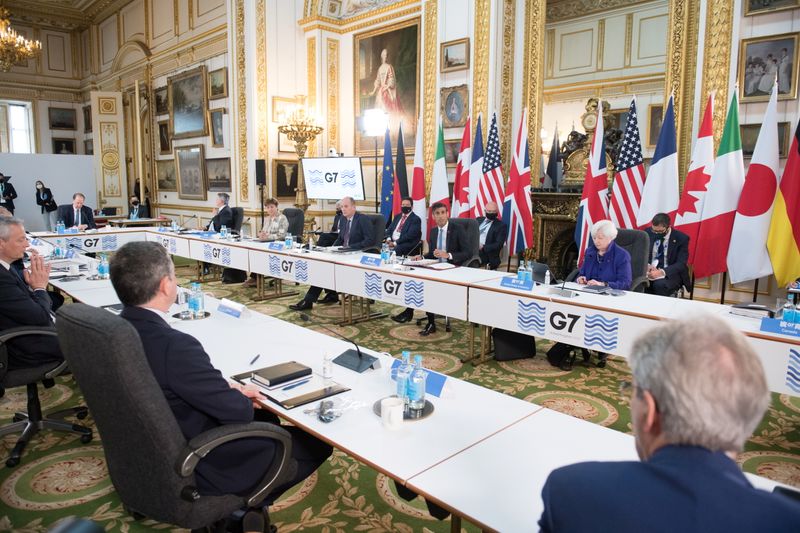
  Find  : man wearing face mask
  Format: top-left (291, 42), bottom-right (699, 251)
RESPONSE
top-left (128, 195), bottom-right (149, 220)
top-left (644, 213), bottom-right (690, 297)
top-left (476, 201), bottom-right (508, 270)
top-left (0, 173), bottom-right (18, 215)
top-left (385, 196), bottom-right (422, 257)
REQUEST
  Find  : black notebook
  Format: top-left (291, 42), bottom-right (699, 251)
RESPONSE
top-left (232, 361), bottom-right (311, 388)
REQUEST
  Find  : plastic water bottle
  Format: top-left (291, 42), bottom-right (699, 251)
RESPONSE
top-left (285, 234), bottom-right (294, 249)
top-left (389, 251), bottom-right (397, 265)
top-left (381, 242), bottom-right (390, 264)
top-left (408, 355), bottom-right (427, 416)
top-left (516, 261), bottom-right (525, 281)
top-left (395, 351), bottom-right (412, 403)
top-left (56, 221), bottom-right (65, 234)
top-left (524, 261), bottom-right (533, 282)
top-left (220, 225), bottom-right (228, 239)
top-left (189, 282), bottom-right (205, 318)
top-left (98, 255), bottom-right (110, 280)
top-left (54, 239), bottom-right (63, 258)
top-left (793, 295), bottom-right (800, 325)
top-left (544, 270), bottom-right (551, 286)
top-left (171, 219), bottom-right (179, 232)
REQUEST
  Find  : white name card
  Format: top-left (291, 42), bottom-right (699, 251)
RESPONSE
top-left (217, 298), bottom-right (248, 318)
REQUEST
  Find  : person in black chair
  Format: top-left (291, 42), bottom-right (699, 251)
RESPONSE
top-left (316, 200), bottom-right (343, 248)
top-left (110, 242), bottom-right (332, 530)
top-left (290, 196), bottom-right (371, 311)
top-left (416, 202), bottom-right (469, 336)
top-left (127, 195), bottom-right (149, 220)
top-left (57, 193), bottom-right (96, 230)
top-left (644, 212), bottom-right (690, 297)
top-left (387, 197), bottom-right (423, 323)
top-left (0, 217), bottom-right (63, 370)
top-left (207, 193), bottom-right (234, 231)
top-left (476, 201), bottom-right (508, 270)
top-left (0, 173), bottom-right (17, 215)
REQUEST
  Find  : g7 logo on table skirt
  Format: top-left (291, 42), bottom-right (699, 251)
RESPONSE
top-left (203, 244), bottom-right (231, 265)
top-left (364, 272), bottom-right (382, 298)
top-left (583, 314), bottom-right (619, 350)
top-left (268, 255), bottom-right (281, 276)
top-left (404, 280), bottom-right (424, 307)
top-left (101, 235), bottom-right (118, 250)
top-left (517, 300), bottom-right (545, 335)
top-left (295, 260), bottom-right (309, 282)
top-left (786, 349), bottom-right (800, 393)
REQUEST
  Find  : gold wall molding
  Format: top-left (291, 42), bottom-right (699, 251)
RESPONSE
top-left (700, 0), bottom-right (729, 154)
top-left (307, 36), bottom-right (317, 157)
top-left (547, 0), bottom-right (655, 23)
top-left (235, 0), bottom-right (249, 202)
top-left (596, 19), bottom-right (605, 71)
top-left (523, 0), bottom-right (546, 181)
top-left (326, 37), bottom-right (339, 154)
top-left (300, 6), bottom-right (421, 35)
top-left (624, 13), bottom-right (633, 67)
top-left (257, 0), bottom-right (268, 160)
top-left (472, 0), bottom-right (490, 138)
top-left (499, 0), bottom-right (515, 172)
top-left (299, 0), bottom-right (417, 27)
top-left (422, 0), bottom-right (437, 189)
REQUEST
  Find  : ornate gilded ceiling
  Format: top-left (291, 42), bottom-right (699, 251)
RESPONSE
top-left (547, 0), bottom-right (653, 22)
top-left (4, 0), bottom-right (132, 30)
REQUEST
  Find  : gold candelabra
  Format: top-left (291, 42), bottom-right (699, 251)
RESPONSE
top-left (278, 107), bottom-right (323, 231)
top-left (0, 8), bottom-right (41, 72)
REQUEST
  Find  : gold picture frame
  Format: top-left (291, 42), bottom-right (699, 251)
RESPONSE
top-left (157, 120), bottom-right (171, 155)
top-left (208, 67), bottom-right (228, 100)
top-left (744, 0), bottom-right (800, 17)
top-left (272, 158), bottom-right (300, 201)
top-left (272, 96), bottom-right (298, 123)
top-left (175, 144), bottom-right (206, 201)
top-left (740, 122), bottom-right (791, 158)
top-left (440, 38), bottom-right (470, 73)
top-left (440, 84), bottom-right (469, 129)
top-left (208, 108), bottom-right (225, 148)
top-left (646, 104), bottom-right (664, 148)
top-left (739, 32), bottom-right (800, 103)
top-left (48, 107), bottom-right (77, 130)
top-left (168, 65), bottom-right (209, 140)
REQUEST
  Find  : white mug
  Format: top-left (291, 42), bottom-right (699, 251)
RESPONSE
top-left (68, 264), bottom-right (80, 276)
top-left (381, 397), bottom-right (404, 430)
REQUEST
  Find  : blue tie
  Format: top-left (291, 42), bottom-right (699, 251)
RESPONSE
top-left (438, 228), bottom-right (445, 262)
top-left (75, 209), bottom-right (80, 226)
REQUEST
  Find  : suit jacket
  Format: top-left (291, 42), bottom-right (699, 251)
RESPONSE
top-left (207, 205), bottom-right (234, 232)
top-left (334, 212), bottom-right (373, 250)
top-left (120, 306), bottom-right (275, 496)
top-left (36, 187), bottom-right (58, 213)
top-left (0, 181), bottom-right (17, 211)
top-left (0, 265), bottom-right (62, 370)
top-left (127, 204), bottom-right (150, 219)
top-left (385, 212), bottom-right (422, 256)
top-left (425, 223), bottom-right (470, 266)
top-left (476, 217), bottom-right (508, 268)
top-left (57, 204), bottom-right (97, 229)
top-left (540, 445), bottom-right (800, 533)
top-left (646, 227), bottom-right (691, 291)
top-left (579, 240), bottom-right (632, 290)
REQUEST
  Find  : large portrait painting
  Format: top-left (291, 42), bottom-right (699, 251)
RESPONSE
top-left (354, 17), bottom-right (420, 155)
top-left (175, 145), bottom-right (206, 200)
top-left (168, 66), bottom-right (209, 139)
top-left (739, 32), bottom-right (800, 103)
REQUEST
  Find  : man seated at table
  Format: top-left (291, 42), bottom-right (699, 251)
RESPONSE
top-left (385, 196), bottom-right (422, 257)
top-left (645, 212), bottom-right (690, 297)
top-left (416, 202), bottom-right (469, 336)
top-left (207, 192), bottom-right (234, 232)
top-left (127, 195), bottom-right (149, 220)
top-left (57, 193), bottom-right (96, 230)
top-left (0, 217), bottom-right (63, 370)
top-left (539, 315), bottom-right (800, 532)
top-left (110, 241), bottom-right (332, 527)
top-left (289, 196), bottom-right (372, 311)
top-left (476, 201), bottom-right (507, 270)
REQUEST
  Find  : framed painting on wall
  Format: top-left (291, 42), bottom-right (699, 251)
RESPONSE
top-left (157, 120), bottom-right (171, 155)
top-left (52, 138), bottom-right (76, 154)
top-left (646, 104), bottom-right (664, 148)
top-left (209, 108), bottom-right (225, 148)
top-left (206, 158), bottom-right (231, 192)
top-left (208, 67), bottom-right (228, 100)
top-left (739, 32), bottom-right (800, 102)
top-left (740, 122), bottom-right (791, 158)
top-left (83, 105), bottom-right (92, 133)
top-left (440, 85), bottom-right (469, 129)
top-left (156, 159), bottom-right (177, 191)
top-left (744, 0), bottom-right (800, 16)
top-left (273, 159), bottom-right (300, 201)
top-left (354, 17), bottom-right (420, 155)
top-left (175, 145), bottom-right (206, 200)
top-left (272, 96), bottom-right (298, 123)
top-left (84, 139), bottom-right (93, 155)
top-left (154, 86), bottom-right (168, 115)
top-left (168, 66), bottom-right (209, 139)
top-left (444, 139), bottom-right (460, 168)
top-left (440, 38), bottom-right (469, 73)
top-left (49, 107), bottom-right (77, 130)
top-left (278, 130), bottom-right (296, 153)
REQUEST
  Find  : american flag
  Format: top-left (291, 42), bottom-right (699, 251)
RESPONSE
top-left (476, 112), bottom-right (506, 218)
top-left (503, 108), bottom-right (534, 253)
top-left (609, 98), bottom-right (645, 229)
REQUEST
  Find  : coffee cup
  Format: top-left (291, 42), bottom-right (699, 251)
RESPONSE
top-left (380, 397), bottom-right (404, 430)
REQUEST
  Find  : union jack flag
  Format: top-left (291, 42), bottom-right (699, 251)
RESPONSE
top-left (503, 108), bottom-right (534, 253)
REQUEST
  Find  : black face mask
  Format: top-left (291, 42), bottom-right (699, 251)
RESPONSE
top-left (0, 178), bottom-right (5, 183)
top-left (132, 201), bottom-right (139, 206)
top-left (486, 212), bottom-right (498, 220)
top-left (336, 209), bottom-right (342, 215)
top-left (401, 206), bottom-right (412, 214)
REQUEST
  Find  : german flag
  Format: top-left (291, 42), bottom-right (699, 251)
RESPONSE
top-left (768, 121), bottom-right (800, 287)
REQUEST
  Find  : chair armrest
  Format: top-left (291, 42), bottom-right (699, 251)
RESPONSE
top-left (0, 327), bottom-right (64, 381)
top-left (177, 421), bottom-right (295, 508)
top-left (565, 269), bottom-right (579, 282)
top-left (631, 275), bottom-right (649, 293)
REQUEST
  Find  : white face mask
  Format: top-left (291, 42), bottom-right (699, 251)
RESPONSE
top-left (36, 184), bottom-right (43, 189)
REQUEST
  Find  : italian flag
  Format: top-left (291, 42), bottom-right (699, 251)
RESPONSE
top-left (427, 123), bottom-right (450, 238)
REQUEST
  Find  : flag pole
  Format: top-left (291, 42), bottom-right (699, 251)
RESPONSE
top-left (720, 272), bottom-right (727, 305)
top-left (752, 279), bottom-right (759, 303)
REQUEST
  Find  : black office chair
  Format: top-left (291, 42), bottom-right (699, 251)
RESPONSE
top-left (0, 327), bottom-right (92, 467)
top-left (283, 207), bottom-right (305, 243)
top-left (362, 213), bottom-right (387, 253)
top-left (565, 228), bottom-right (650, 292)
top-left (449, 218), bottom-right (481, 268)
top-left (231, 207), bottom-right (244, 235)
top-left (55, 303), bottom-right (297, 530)
top-left (101, 207), bottom-right (118, 216)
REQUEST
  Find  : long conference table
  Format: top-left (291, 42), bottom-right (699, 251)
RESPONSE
top-left (35, 226), bottom-right (800, 399)
top-left (47, 255), bottom-right (788, 532)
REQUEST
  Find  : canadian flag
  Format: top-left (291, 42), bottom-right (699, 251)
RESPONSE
top-left (674, 94), bottom-right (714, 265)
top-left (451, 118), bottom-right (472, 218)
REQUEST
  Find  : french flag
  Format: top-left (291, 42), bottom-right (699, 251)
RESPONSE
top-left (637, 94), bottom-right (679, 227)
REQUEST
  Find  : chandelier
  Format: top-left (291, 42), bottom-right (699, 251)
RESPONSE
top-left (277, 106), bottom-right (323, 159)
top-left (0, 7), bottom-right (41, 72)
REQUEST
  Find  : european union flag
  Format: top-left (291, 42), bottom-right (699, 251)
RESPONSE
top-left (380, 127), bottom-right (394, 222)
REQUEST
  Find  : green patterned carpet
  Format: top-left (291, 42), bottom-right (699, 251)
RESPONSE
top-left (2, 265), bottom-right (800, 532)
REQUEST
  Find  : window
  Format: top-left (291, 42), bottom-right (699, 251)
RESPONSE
top-left (0, 101), bottom-right (34, 153)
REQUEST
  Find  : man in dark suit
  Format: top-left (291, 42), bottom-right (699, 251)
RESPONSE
top-left (57, 193), bottom-right (96, 230)
top-left (207, 193), bottom-right (234, 232)
top-left (645, 212), bottom-right (690, 296)
top-left (385, 196), bottom-right (422, 257)
top-left (0, 218), bottom-right (62, 370)
top-left (110, 242), bottom-right (332, 519)
top-left (539, 316), bottom-right (800, 532)
top-left (476, 201), bottom-right (507, 270)
top-left (0, 173), bottom-right (18, 214)
top-left (290, 196), bottom-right (373, 311)
top-left (127, 195), bottom-right (149, 220)
top-left (416, 202), bottom-right (469, 336)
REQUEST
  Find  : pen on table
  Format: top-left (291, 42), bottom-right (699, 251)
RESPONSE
top-left (249, 354), bottom-right (260, 366)
top-left (281, 378), bottom-right (311, 391)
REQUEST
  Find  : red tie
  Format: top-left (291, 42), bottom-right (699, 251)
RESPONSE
top-left (396, 215), bottom-right (407, 233)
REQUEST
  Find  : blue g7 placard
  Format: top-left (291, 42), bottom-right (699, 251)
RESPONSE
top-left (360, 255), bottom-right (382, 267)
top-left (267, 242), bottom-right (285, 251)
top-left (500, 276), bottom-right (534, 291)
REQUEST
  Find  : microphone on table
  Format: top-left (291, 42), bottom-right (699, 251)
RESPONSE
top-left (299, 313), bottom-right (379, 373)
top-left (177, 214), bottom-right (197, 231)
top-left (397, 240), bottom-right (423, 269)
top-left (236, 217), bottom-right (251, 239)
